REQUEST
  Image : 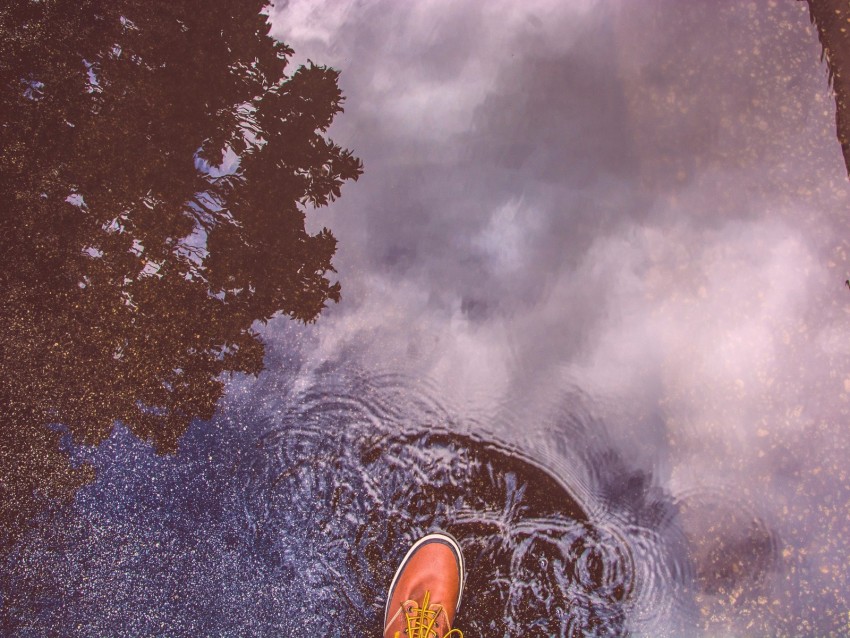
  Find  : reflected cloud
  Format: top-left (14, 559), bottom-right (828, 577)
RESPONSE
top-left (272, 1), bottom-right (850, 635)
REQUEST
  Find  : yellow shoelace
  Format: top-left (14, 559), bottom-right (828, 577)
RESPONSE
top-left (393, 590), bottom-right (464, 638)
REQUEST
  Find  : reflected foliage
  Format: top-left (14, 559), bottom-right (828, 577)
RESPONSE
top-left (806, 0), bottom-right (850, 176)
top-left (0, 0), bottom-right (361, 547)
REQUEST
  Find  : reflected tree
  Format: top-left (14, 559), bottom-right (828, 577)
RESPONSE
top-left (0, 0), bottom-right (362, 547)
top-left (805, 0), bottom-right (850, 176)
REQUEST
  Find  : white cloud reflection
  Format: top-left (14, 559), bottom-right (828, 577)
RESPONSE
top-left (271, 1), bottom-right (850, 634)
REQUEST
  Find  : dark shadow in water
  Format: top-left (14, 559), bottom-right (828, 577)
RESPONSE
top-left (238, 367), bottom-right (694, 637)
top-left (806, 0), bottom-right (850, 176)
top-left (251, 426), bottom-right (631, 637)
top-left (0, 1), bottom-right (361, 549)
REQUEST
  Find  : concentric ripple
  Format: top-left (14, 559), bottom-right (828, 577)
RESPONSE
top-left (239, 369), bottom-right (690, 636)
top-left (672, 486), bottom-right (782, 632)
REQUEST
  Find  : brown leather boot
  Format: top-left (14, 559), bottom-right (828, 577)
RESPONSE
top-left (383, 532), bottom-right (466, 638)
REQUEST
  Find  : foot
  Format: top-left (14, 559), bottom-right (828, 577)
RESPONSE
top-left (383, 532), bottom-right (466, 638)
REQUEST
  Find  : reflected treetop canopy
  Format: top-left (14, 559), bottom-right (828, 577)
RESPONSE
top-left (0, 0), bottom-right (362, 543)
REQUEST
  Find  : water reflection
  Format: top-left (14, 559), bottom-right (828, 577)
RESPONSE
top-left (1, 365), bottom-right (693, 636)
top-left (675, 488), bottom-right (781, 631)
top-left (0, 1), bottom-right (361, 548)
top-left (5, 1), bottom-right (850, 635)
top-left (240, 365), bottom-right (693, 636)
top-left (805, 0), bottom-right (850, 176)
